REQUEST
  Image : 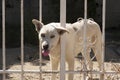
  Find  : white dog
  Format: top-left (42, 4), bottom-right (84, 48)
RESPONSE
top-left (32, 18), bottom-right (102, 80)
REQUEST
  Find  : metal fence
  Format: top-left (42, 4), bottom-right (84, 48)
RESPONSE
top-left (0, 0), bottom-right (120, 80)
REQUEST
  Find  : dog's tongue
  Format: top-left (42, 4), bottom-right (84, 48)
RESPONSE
top-left (42, 50), bottom-right (49, 56)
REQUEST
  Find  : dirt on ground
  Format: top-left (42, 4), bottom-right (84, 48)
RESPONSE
top-left (7, 58), bottom-right (120, 80)
top-left (0, 44), bottom-right (120, 80)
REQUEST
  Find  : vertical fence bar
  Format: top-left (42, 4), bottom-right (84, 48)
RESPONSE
top-left (60, 0), bottom-right (66, 80)
top-left (83, 0), bottom-right (87, 80)
top-left (101, 0), bottom-right (106, 79)
top-left (2, 0), bottom-right (6, 79)
top-left (39, 0), bottom-right (42, 22)
top-left (39, 0), bottom-right (42, 80)
top-left (21, 0), bottom-right (24, 80)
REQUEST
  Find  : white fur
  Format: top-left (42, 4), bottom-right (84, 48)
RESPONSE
top-left (32, 19), bottom-right (103, 80)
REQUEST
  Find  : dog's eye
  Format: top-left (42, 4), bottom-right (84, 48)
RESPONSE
top-left (50, 35), bottom-right (55, 38)
top-left (41, 34), bottom-right (45, 38)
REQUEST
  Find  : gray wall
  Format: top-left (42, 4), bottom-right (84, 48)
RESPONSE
top-left (0, 0), bottom-right (120, 47)
top-left (96, 0), bottom-right (120, 28)
top-left (106, 0), bottom-right (120, 28)
top-left (1, 0), bottom-right (120, 28)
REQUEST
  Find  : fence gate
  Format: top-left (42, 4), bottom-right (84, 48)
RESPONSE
top-left (0, 0), bottom-right (120, 80)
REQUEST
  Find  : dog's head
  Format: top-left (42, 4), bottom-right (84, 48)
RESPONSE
top-left (32, 19), bottom-right (68, 56)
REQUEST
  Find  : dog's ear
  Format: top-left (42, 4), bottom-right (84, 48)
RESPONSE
top-left (32, 19), bottom-right (43, 33)
top-left (56, 27), bottom-right (69, 35)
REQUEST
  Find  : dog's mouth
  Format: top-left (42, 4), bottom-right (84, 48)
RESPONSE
top-left (42, 49), bottom-right (50, 56)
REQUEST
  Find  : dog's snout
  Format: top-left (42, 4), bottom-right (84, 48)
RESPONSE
top-left (43, 44), bottom-right (49, 50)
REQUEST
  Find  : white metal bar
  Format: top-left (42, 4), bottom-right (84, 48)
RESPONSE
top-left (83, 0), bottom-right (87, 80)
top-left (102, 0), bottom-right (106, 70)
top-left (101, 0), bottom-right (106, 79)
top-left (21, 0), bottom-right (24, 80)
top-left (39, 40), bottom-right (42, 80)
top-left (0, 70), bottom-right (119, 74)
top-left (39, 0), bottom-right (42, 80)
top-left (39, 0), bottom-right (42, 22)
top-left (60, 0), bottom-right (66, 80)
top-left (2, 0), bottom-right (6, 79)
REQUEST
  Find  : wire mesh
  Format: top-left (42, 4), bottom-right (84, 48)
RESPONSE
top-left (0, 0), bottom-right (120, 80)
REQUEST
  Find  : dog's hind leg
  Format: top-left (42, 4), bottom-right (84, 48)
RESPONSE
top-left (92, 40), bottom-right (102, 71)
top-left (82, 49), bottom-right (93, 71)
top-left (82, 48), bottom-right (93, 79)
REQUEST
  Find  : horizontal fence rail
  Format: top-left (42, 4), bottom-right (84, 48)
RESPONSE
top-left (1, 0), bottom-right (120, 80)
top-left (0, 70), bottom-right (119, 74)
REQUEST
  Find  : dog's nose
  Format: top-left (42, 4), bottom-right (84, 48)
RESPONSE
top-left (43, 44), bottom-right (49, 50)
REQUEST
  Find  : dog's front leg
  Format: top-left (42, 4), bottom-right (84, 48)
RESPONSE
top-left (50, 57), bottom-right (59, 80)
top-left (67, 56), bottom-right (74, 80)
